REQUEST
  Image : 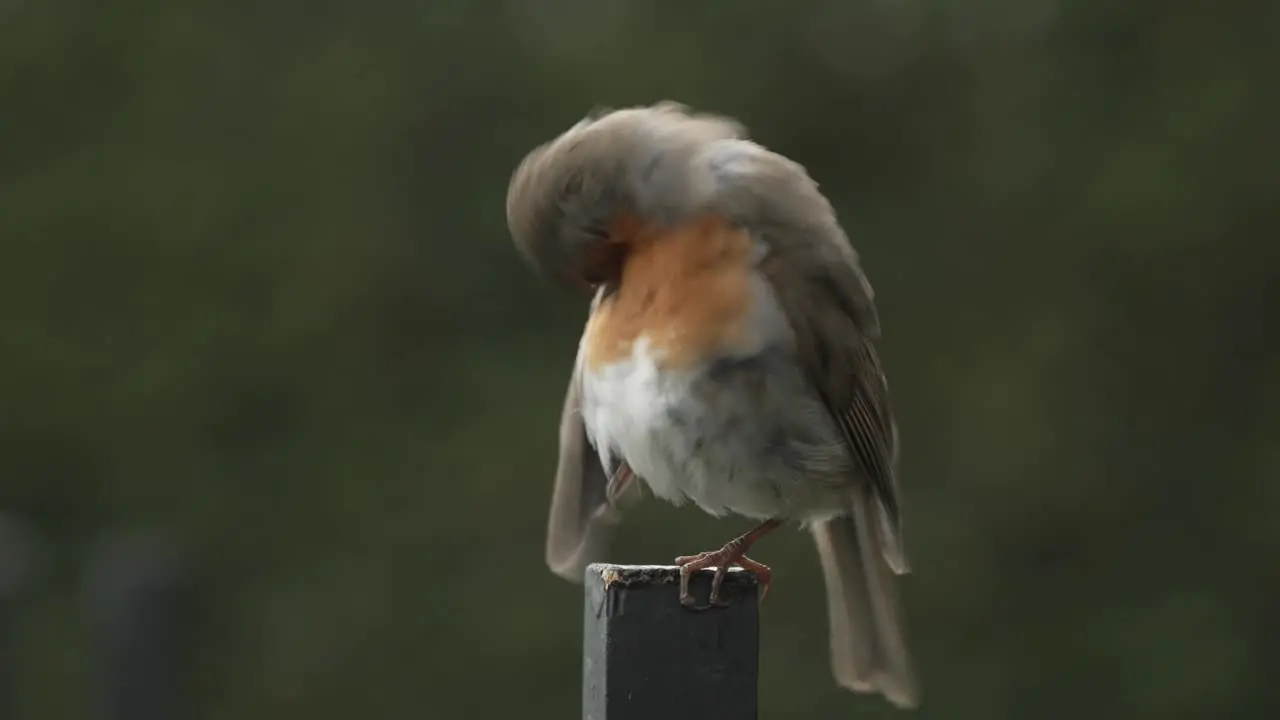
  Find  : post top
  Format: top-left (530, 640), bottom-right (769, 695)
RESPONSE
top-left (586, 563), bottom-right (758, 590)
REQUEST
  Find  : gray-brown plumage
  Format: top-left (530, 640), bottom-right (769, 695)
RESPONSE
top-left (508, 101), bottom-right (919, 709)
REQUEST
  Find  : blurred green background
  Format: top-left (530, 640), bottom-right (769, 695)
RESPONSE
top-left (2, 0), bottom-right (1276, 717)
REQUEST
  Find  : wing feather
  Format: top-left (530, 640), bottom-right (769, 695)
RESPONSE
top-left (764, 247), bottom-right (909, 572)
top-left (544, 349), bottom-right (619, 582)
top-left (707, 139), bottom-right (908, 571)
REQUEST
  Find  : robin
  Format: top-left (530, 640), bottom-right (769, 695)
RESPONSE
top-left (506, 102), bottom-right (918, 709)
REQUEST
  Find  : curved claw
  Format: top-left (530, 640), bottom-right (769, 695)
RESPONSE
top-left (674, 549), bottom-right (772, 610)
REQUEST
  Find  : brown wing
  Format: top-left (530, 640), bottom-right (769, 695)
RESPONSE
top-left (760, 236), bottom-right (907, 573)
top-left (758, 202), bottom-right (918, 702)
top-left (707, 140), bottom-right (907, 572)
top-left (701, 139), bottom-right (916, 704)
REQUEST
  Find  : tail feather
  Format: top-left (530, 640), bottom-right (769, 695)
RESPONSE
top-left (810, 494), bottom-right (919, 708)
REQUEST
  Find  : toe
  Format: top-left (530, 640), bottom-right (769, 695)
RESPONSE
top-left (673, 551), bottom-right (713, 566)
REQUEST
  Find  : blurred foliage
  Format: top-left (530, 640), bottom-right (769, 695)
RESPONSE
top-left (1, 0), bottom-right (1277, 717)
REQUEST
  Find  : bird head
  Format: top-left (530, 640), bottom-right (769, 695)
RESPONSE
top-left (505, 101), bottom-right (745, 292)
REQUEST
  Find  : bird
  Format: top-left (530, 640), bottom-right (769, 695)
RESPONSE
top-left (505, 101), bottom-right (919, 709)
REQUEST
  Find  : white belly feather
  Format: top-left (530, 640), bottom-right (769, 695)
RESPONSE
top-left (578, 288), bottom-right (853, 522)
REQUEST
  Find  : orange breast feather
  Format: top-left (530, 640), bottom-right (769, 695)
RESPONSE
top-left (584, 214), bottom-right (757, 372)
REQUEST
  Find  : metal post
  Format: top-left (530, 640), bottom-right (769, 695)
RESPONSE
top-left (583, 564), bottom-right (759, 720)
top-left (0, 516), bottom-right (40, 720)
top-left (84, 532), bottom-right (192, 720)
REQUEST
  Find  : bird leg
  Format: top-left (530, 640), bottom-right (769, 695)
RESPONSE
top-left (605, 462), bottom-right (635, 508)
top-left (589, 461), bottom-right (637, 524)
top-left (674, 518), bottom-right (782, 610)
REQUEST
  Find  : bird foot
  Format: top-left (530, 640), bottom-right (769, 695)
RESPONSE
top-left (673, 545), bottom-right (772, 611)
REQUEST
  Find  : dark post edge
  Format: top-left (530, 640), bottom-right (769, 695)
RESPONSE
top-left (85, 531), bottom-right (193, 720)
top-left (0, 515), bottom-right (43, 720)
